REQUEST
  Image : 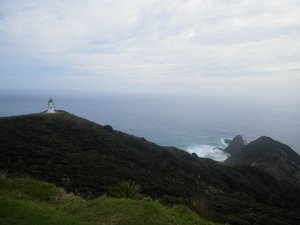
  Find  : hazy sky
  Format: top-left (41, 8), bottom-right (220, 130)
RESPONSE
top-left (0, 0), bottom-right (299, 95)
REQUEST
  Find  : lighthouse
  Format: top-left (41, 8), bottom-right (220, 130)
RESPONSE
top-left (47, 98), bottom-right (55, 113)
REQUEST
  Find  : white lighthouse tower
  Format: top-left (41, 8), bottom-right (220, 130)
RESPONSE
top-left (47, 98), bottom-right (55, 113)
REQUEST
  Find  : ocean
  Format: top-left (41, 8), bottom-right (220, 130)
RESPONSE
top-left (1, 92), bottom-right (299, 160)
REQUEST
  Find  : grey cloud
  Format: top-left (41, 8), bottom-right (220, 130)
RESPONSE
top-left (0, 0), bottom-right (299, 93)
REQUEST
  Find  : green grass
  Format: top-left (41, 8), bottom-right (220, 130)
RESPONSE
top-left (0, 177), bottom-right (221, 225)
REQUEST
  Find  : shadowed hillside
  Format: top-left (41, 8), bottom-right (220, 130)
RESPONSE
top-left (225, 136), bottom-right (300, 186)
top-left (1, 112), bottom-right (300, 225)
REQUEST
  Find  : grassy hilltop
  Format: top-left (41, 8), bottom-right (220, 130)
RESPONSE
top-left (1, 112), bottom-right (300, 224)
top-left (0, 177), bottom-right (219, 225)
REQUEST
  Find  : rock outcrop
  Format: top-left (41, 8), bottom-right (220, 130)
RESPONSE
top-left (225, 136), bottom-right (300, 187)
top-left (223, 135), bottom-right (245, 155)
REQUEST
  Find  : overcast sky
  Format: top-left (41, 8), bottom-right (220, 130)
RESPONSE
top-left (0, 0), bottom-right (299, 95)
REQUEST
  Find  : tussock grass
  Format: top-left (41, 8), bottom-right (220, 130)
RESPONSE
top-left (110, 180), bottom-right (142, 200)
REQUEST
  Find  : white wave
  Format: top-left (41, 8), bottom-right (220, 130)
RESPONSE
top-left (185, 140), bottom-right (230, 162)
top-left (220, 137), bottom-right (231, 148)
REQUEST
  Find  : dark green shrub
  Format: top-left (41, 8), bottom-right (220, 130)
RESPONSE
top-left (110, 180), bottom-right (142, 200)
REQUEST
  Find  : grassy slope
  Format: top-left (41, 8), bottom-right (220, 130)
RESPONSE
top-left (1, 112), bottom-right (300, 224)
top-left (0, 177), bottom-right (219, 225)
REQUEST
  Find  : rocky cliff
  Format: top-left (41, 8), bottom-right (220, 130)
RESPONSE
top-left (223, 135), bottom-right (245, 155)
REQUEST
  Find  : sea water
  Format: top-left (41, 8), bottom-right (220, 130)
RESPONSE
top-left (0, 92), bottom-right (299, 160)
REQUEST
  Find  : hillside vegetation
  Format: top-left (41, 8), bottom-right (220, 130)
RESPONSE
top-left (0, 177), bottom-right (219, 225)
top-left (1, 112), bottom-right (300, 224)
top-left (225, 136), bottom-right (300, 186)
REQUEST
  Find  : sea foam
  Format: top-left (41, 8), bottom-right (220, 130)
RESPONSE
top-left (184, 138), bottom-right (230, 162)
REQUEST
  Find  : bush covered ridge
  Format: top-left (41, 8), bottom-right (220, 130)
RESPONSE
top-left (225, 136), bottom-right (300, 186)
top-left (1, 112), bottom-right (300, 224)
top-left (0, 177), bottom-right (220, 225)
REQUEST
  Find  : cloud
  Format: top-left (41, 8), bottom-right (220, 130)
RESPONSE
top-left (0, 0), bottom-right (299, 93)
